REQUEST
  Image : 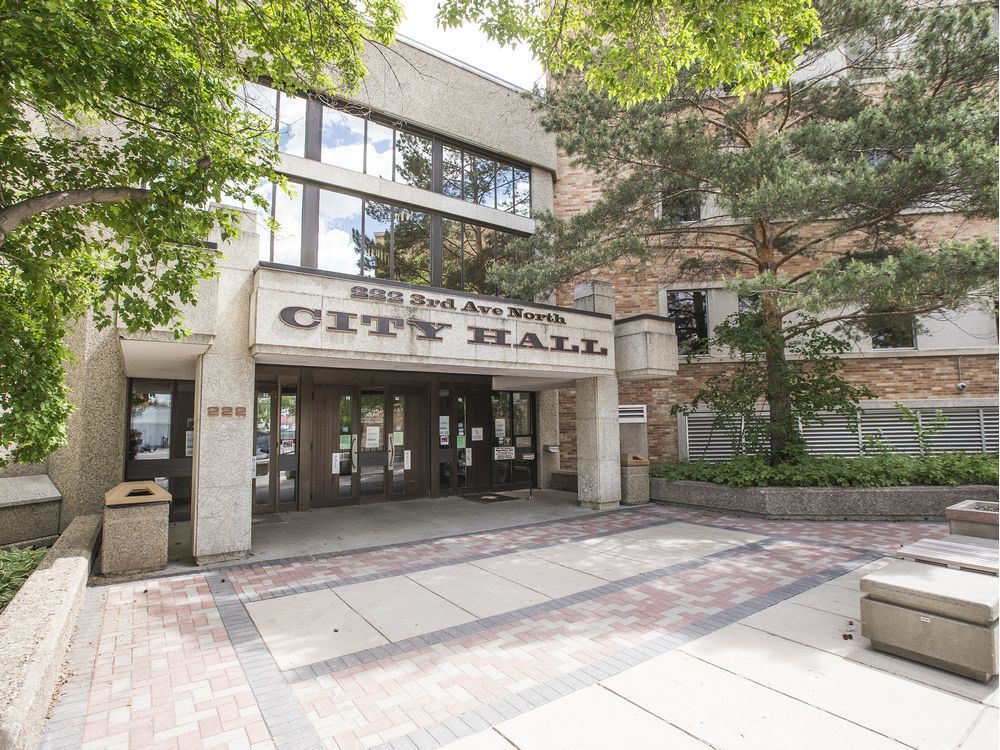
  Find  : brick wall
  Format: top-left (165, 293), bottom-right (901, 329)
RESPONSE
top-left (557, 353), bottom-right (999, 469)
top-left (553, 150), bottom-right (998, 469)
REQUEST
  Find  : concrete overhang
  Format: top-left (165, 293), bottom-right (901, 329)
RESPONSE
top-left (118, 332), bottom-right (213, 380)
top-left (614, 314), bottom-right (678, 380)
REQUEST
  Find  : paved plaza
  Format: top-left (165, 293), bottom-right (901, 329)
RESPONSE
top-left (40, 500), bottom-right (998, 750)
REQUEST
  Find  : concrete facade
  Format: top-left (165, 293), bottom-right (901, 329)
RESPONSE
top-left (0, 41), bottom-right (685, 558)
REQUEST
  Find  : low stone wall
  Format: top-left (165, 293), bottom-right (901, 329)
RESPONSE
top-left (0, 475), bottom-right (62, 547)
top-left (650, 479), bottom-right (1000, 520)
top-left (0, 514), bottom-right (100, 750)
top-left (550, 470), bottom-right (578, 493)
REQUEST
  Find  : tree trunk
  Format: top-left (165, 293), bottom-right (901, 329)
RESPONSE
top-left (762, 296), bottom-right (796, 465)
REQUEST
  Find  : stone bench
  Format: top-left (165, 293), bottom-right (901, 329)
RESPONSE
top-left (860, 560), bottom-right (999, 682)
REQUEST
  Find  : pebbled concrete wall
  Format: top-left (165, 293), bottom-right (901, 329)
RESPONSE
top-left (0, 514), bottom-right (100, 750)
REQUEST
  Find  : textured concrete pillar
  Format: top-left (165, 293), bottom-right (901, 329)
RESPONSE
top-left (575, 376), bottom-right (621, 509)
top-left (191, 214), bottom-right (257, 564)
top-left (573, 280), bottom-right (615, 316)
top-left (536, 389), bottom-right (560, 489)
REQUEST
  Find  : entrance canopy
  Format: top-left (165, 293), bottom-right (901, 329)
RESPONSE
top-left (249, 265), bottom-right (616, 387)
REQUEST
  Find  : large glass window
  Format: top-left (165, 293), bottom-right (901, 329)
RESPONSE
top-left (258, 185), bottom-right (520, 294)
top-left (395, 131), bottom-right (432, 190)
top-left (667, 290), bottom-right (710, 355)
top-left (236, 82), bottom-right (305, 158)
top-left (271, 184), bottom-right (303, 265)
top-left (239, 84), bottom-right (533, 213)
top-left (366, 120), bottom-right (394, 179)
top-left (318, 189), bottom-right (363, 273)
top-left (321, 106), bottom-right (365, 171)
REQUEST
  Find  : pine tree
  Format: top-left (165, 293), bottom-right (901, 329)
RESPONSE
top-left (494, 0), bottom-right (999, 463)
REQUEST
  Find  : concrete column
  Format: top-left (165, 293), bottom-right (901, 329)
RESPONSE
top-left (536, 389), bottom-right (560, 489)
top-left (191, 212), bottom-right (258, 564)
top-left (575, 375), bottom-right (621, 510)
top-left (573, 280), bottom-right (615, 316)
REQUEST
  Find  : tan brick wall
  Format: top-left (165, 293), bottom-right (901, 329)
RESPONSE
top-left (553, 150), bottom-right (999, 469)
top-left (558, 354), bottom-right (999, 469)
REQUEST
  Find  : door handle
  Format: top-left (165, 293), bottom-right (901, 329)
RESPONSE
top-left (351, 435), bottom-right (358, 467)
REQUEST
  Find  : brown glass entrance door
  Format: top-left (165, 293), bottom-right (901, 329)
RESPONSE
top-left (312, 383), bottom-right (428, 506)
top-left (312, 385), bottom-right (357, 507)
top-left (252, 381), bottom-right (298, 515)
top-left (438, 385), bottom-right (491, 494)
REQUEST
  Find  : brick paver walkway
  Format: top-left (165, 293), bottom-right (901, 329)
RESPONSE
top-left (39, 505), bottom-right (944, 750)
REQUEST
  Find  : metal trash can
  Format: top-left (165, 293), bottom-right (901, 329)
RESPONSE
top-left (620, 453), bottom-right (650, 506)
top-left (101, 481), bottom-right (171, 575)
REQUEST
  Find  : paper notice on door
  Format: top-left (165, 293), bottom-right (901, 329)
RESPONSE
top-left (465, 447), bottom-right (472, 466)
top-left (471, 427), bottom-right (483, 442)
top-left (331, 452), bottom-right (341, 474)
top-left (457, 435), bottom-right (466, 449)
top-left (494, 419), bottom-right (506, 439)
top-left (494, 446), bottom-right (515, 461)
top-left (365, 425), bottom-right (380, 448)
top-left (185, 430), bottom-right (194, 457)
top-left (439, 416), bottom-right (449, 435)
top-left (393, 431), bottom-right (404, 446)
top-left (339, 434), bottom-right (352, 450)
top-left (404, 450), bottom-right (411, 470)
top-left (440, 434), bottom-right (450, 447)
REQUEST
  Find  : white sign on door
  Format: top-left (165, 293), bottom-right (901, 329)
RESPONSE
top-left (465, 447), bottom-right (472, 466)
top-left (471, 427), bottom-right (483, 442)
top-left (365, 425), bottom-right (380, 448)
top-left (404, 449), bottom-right (411, 470)
top-left (331, 452), bottom-right (341, 474)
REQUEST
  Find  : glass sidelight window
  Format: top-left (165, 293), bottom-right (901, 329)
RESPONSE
top-left (126, 379), bottom-right (195, 521)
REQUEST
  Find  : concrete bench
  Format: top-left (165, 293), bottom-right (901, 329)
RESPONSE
top-left (860, 560), bottom-right (999, 682)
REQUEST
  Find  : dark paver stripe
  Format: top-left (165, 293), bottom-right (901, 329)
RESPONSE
top-left (207, 576), bottom-right (325, 750)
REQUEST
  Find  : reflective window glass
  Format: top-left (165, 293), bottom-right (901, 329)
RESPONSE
top-left (496, 166), bottom-right (515, 212)
top-left (463, 223), bottom-right (494, 295)
top-left (277, 93), bottom-right (307, 157)
top-left (443, 146), bottom-right (463, 199)
top-left (442, 219), bottom-right (463, 290)
top-left (475, 156), bottom-right (497, 208)
top-left (237, 82), bottom-right (277, 136)
top-left (321, 106), bottom-right (365, 171)
top-left (317, 189), bottom-right (362, 273)
top-left (363, 201), bottom-right (393, 279)
top-left (366, 120), bottom-right (394, 179)
top-left (667, 290), bottom-right (709, 355)
top-left (393, 209), bottom-right (431, 286)
top-left (129, 384), bottom-right (173, 461)
top-left (513, 168), bottom-right (531, 216)
top-left (395, 131), bottom-right (432, 190)
top-left (272, 184), bottom-right (303, 265)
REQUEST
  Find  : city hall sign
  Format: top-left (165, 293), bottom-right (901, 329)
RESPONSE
top-left (278, 304), bottom-right (609, 356)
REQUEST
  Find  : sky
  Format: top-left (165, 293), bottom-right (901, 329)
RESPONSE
top-left (396, 1), bottom-right (544, 90)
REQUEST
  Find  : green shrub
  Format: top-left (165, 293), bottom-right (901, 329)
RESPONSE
top-left (0, 546), bottom-right (47, 611)
top-left (651, 453), bottom-right (1000, 488)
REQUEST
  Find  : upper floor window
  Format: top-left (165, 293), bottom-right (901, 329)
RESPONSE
top-left (242, 181), bottom-right (520, 294)
top-left (867, 314), bottom-right (917, 349)
top-left (238, 82), bottom-right (307, 158)
top-left (661, 192), bottom-right (702, 223)
top-left (667, 290), bottom-right (709, 354)
top-left (240, 82), bottom-right (531, 217)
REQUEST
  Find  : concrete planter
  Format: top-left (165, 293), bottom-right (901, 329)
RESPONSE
top-left (0, 515), bottom-right (100, 750)
top-left (945, 499), bottom-right (999, 539)
top-left (649, 478), bottom-right (1000, 521)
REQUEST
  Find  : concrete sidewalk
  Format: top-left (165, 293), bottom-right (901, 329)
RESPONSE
top-left (446, 559), bottom-right (998, 750)
top-left (41, 504), bottom-right (998, 750)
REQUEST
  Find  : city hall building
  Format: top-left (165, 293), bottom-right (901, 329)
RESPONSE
top-left (4, 38), bottom-right (997, 564)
